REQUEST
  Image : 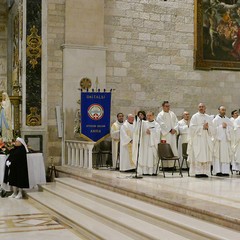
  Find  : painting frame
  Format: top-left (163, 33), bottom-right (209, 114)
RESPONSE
top-left (195, 0), bottom-right (240, 70)
top-left (24, 135), bottom-right (43, 153)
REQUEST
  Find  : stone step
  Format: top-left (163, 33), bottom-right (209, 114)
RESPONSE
top-left (54, 177), bottom-right (240, 240)
top-left (56, 165), bottom-right (240, 232)
top-left (28, 191), bottom-right (135, 240)
top-left (39, 182), bottom-right (192, 240)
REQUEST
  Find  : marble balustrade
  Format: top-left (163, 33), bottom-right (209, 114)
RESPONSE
top-left (64, 140), bottom-right (95, 169)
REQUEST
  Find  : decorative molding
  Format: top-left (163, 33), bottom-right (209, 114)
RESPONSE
top-left (26, 25), bottom-right (41, 69)
top-left (26, 106), bottom-right (41, 126)
top-left (61, 44), bottom-right (107, 51)
top-left (25, 0), bottom-right (42, 126)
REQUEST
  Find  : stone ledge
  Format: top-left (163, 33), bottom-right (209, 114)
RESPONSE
top-left (61, 44), bottom-right (107, 51)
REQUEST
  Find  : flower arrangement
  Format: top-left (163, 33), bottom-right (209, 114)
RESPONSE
top-left (0, 140), bottom-right (14, 155)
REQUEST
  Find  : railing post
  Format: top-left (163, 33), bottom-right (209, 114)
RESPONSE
top-left (87, 143), bottom-right (94, 169)
top-left (79, 144), bottom-right (84, 167)
top-left (70, 142), bottom-right (75, 166)
top-left (83, 144), bottom-right (88, 168)
top-left (75, 142), bottom-right (80, 166)
top-left (67, 142), bottom-right (71, 165)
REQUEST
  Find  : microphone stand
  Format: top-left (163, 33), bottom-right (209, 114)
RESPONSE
top-left (132, 118), bottom-right (143, 179)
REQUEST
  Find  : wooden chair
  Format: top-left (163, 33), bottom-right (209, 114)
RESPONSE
top-left (181, 143), bottom-right (190, 177)
top-left (156, 143), bottom-right (183, 178)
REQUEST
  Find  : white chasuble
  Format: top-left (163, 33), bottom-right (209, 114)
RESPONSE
top-left (111, 121), bottom-right (123, 168)
top-left (156, 110), bottom-right (178, 167)
top-left (136, 119), bottom-right (161, 175)
top-left (232, 116), bottom-right (240, 170)
top-left (120, 120), bottom-right (135, 171)
top-left (187, 112), bottom-right (214, 175)
top-left (212, 115), bottom-right (233, 174)
top-left (178, 119), bottom-right (189, 144)
top-left (178, 119), bottom-right (189, 167)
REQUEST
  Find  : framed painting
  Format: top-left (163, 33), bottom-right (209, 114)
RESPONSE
top-left (24, 135), bottom-right (43, 152)
top-left (195, 0), bottom-right (240, 70)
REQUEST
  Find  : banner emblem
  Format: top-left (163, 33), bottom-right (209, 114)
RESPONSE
top-left (88, 104), bottom-right (104, 120)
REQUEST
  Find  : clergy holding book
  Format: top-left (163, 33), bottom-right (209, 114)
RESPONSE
top-left (136, 111), bottom-right (161, 176)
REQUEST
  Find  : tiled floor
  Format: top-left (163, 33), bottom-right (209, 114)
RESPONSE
top-left (0, 198), bottom-right (83, 240)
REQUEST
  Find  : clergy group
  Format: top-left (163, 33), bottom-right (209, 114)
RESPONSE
top-left (111, 101), bottom-right (240, 178)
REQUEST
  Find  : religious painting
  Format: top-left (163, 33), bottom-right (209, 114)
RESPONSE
top-left (195, 0), bottom-right (240, 70)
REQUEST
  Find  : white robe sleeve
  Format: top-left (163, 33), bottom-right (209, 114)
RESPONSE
top-left (156, 112), bottom-right (171, 136)
top-left (172, 112), bottom-right (179, 134)
top-left (235, 118), bottom-right (240, 142)
top-left (189, 114), bottom-right (203, 137)
top-left (212, 116), bottom-right (233, 142)
top-left (120, 123), bottom-right (132, 146)
top-left (213, 117), bottom-right (224, 141)
top-left (178, 122), bottom-right (188, 135)
top-left (225, 119), bottom-right (233, 142)
top-left (139, 121), bottom-right (160, 148)
top-left (206, 115), bottom-right (215, 137)
top-left (188, 114), bottom-right (204, 158)
top-left (149, 122), bottom-right (161, 147)
top-left (111, 123), bottom-right (120, 140)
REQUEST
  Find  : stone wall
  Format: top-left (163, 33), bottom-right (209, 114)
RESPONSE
top-left (104, 0), bottom-right (240, 119)
top-left (24, 0), bottom-right (240, 166)
top-left (0, 2), bottom-right (7, 91)
top-left (47, 0), bottom-right (65, 164)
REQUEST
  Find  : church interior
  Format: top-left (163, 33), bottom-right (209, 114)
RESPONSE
top-left (0, 0), bottom-right (240, 239)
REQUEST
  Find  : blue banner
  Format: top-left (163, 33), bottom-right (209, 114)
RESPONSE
top-left (81, 92), bottom-right (111, 142)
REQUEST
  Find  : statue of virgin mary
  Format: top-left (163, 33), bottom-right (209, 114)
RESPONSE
top-left (0, 92), bottom-right (13, 142)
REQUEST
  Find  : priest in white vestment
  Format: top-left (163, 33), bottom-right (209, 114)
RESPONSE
top-left (111, 113), bottom-right (124, 169)
top-left (230, 110), bottom-right (239, 171)
top-left (212, 106), bottom-right (233, 176)
top-left (178, 112), bottom-right (190, 168)
top-left (230, 109), bottom-right (239, 122)
top-left (233, 115), bottom-right (240, 171)
top-left (132, 111), bottom-right (146, 170)
top-left (156, 101), bottom-right (178, 168)
top-left (187, 103), bottom-right (214, 177)
top-left (120, 114), bottom-right (135, 171)
top-left (135, 111), bottom-right (161, 175)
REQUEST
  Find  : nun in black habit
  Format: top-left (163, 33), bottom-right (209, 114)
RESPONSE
top-left (3, 137), bottom-right (29, 199)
